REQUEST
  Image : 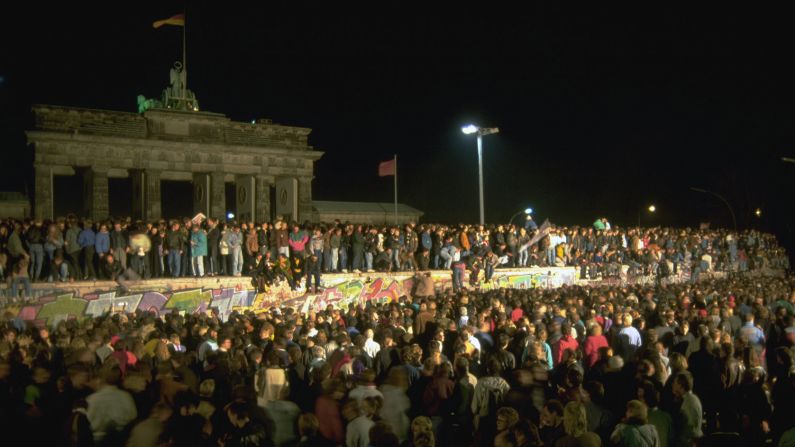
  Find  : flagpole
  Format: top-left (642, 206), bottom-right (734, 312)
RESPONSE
top-left (182, 8), bottom-right (187, 99)
top-left (393, 154), bottom-right (398, 225)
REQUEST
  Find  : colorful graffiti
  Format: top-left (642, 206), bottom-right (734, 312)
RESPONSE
top-left (0, 267), bottom-right (581, 326)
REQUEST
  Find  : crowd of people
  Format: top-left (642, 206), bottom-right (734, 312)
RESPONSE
top-left (0, 237), bottom-right (794, 446)
top-left (0, 214), bottom-right (789, 298)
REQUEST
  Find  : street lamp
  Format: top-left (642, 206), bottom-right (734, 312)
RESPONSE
top-left (755, 208), bottom-right (762, 218)
top-left (689, 187), bottom-right (737, 232)
top-left (509, 207), bottom-right (533, 225)
top-left (462, 124), bottom-right (499, 225)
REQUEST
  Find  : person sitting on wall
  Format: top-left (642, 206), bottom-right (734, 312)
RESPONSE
top-left (102, 253), bottom-right (125, 281)
top-left (467, 254), bottom-right (482, 286)
top-left (102, 253), bottom-right (141, 286)
top-left (274, 253), bottom-right (295, 290)
top-left (49, 251), bottom-right (76, 283)
top-left (251, 252), bottom-right (276, 292)
top-left (373, 248), bottom-right (393, 273)
top-left (292, 255), bottom-right (305, 290)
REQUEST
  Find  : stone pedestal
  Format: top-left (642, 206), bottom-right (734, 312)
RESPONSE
top-left (83, 167), bottom-right (109, 220)
top-left (34, 164), bottom-right (54, 220)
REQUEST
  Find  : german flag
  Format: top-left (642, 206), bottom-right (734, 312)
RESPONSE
top-left (153, 13), bottom-right (185, 29)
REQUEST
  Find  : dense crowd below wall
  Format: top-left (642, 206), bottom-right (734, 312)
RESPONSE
top-left (0, 215), bottom-right (789, 298)
top-left (0, 259), bottom-right (793, 447)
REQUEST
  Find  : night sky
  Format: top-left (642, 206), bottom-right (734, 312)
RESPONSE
top-left (1, 3), bottom-right (794, 252)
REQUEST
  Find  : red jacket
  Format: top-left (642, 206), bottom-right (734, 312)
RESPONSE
top-left (553, 335), bottom-right (579, 366)
top-left (315, 395), bottom-right (344, 445)
top-left (583, 335), bottom-right (609, 368)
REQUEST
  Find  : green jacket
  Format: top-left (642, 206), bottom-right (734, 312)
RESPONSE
top-left (7, 231), bottom-right (26, 257)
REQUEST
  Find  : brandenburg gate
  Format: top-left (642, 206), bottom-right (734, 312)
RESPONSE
top-left (27, 104), bottom-right (323, 222)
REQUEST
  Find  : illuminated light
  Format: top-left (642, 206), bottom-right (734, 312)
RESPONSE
top-left (525, 208), bottom-right (533, 214)
top-left (648, 205), bottom-right (656, 213)
top-left (462, 124), bottom-right (478, 134)
top-left (227, 212), bottom-right (235, 220)
top-left (755, 208), bottom-right (762, 217)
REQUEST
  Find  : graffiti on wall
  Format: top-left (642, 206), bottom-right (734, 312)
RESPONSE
top-left (1, 267), bottom-right (580, 326)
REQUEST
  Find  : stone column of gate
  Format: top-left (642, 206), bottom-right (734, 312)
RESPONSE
top-left (234, 174), bottom-right (255, 222)
top-left (210, 172), bottom-right (226, 220)
top-left (255, 175), bottom-right (273, 223)
top-left (34, 164), bottom-right (54, 220)
top-left (297, 176), bottom-right (313, 222)
top-left (193, 172), bottom-right (211, 216)
top-left (84, 166), bottom-right (109, 220)
top-left (145, 170), bottom-right (162, 221)
top-left (131, 170), bottom-right (145, 220)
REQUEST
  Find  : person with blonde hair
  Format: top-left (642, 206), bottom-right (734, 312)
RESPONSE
top-left (494, 407), bottom-right (520, 447)
top-left (556, 401), bottom-right (601, 446)
top-left (411, 415), bottom-right (433, 437)
top-left (411, 416), bottom-right (435, 447)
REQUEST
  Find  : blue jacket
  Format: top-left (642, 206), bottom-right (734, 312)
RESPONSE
top-left (78, 229), bottom-right (96, 249)
top-left (191, 230), bottom-right (208, 257)
top-left (421, 232), bottom-right (432, 250)
top-left (227, 231), bottom-right (242, 249)
top-left (95, 232), bottom-right (110, 254)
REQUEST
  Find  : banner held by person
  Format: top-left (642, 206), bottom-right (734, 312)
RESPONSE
top-left (524, 219), bottom-right (551, 249)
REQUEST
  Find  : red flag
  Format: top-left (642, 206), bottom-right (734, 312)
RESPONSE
top-left (378, 159), bottom-right (395, 177)
top-left (153, 13), bottom-right (185, 29)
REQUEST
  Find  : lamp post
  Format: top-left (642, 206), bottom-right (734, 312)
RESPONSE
top-left (689, 187), bottom-right (737, 232)
top-left (462, 124), bottom-right (499, 225)
top-left (509, 207), bottom-right (533, 226)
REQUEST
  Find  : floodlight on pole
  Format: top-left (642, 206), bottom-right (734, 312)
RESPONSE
top-left (462, 125), bottom-right (478, 134)
top-left (462, 124), bottom-right (500, 225)
top-left (689, 187), bottom-right (737, 232)
top-left (509, 206), bottom-right (533, 225)
top-left (638, 204), bottom-right (656, 227)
